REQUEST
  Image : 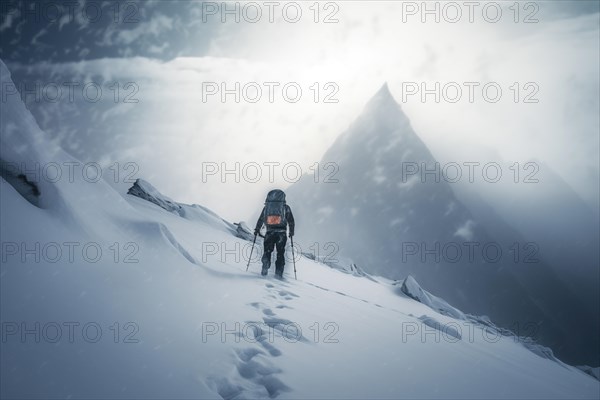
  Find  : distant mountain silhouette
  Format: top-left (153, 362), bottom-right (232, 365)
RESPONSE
top-left (287, 84), bottom-right (598, 365)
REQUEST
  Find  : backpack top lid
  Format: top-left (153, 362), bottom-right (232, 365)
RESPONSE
top-left (265, 189), bottom-right (286, 203)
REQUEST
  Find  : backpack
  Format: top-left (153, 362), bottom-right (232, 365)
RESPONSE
top-left (264, 189), bottom-right (287, 229)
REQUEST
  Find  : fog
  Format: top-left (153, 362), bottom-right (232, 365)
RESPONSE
top-left (2, 1), bottom-right (598, 222)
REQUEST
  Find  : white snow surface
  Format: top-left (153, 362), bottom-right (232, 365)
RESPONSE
top-left (1, 59), bottom-right (599, 399)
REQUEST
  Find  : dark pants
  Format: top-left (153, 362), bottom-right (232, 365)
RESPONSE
top-left (262, 231), bottom-right (287, 275)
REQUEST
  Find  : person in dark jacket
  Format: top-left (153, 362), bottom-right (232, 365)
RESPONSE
top-left (254, 189), bottom-right (295, 278)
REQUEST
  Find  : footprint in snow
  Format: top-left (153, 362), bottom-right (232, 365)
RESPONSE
top-left (263, 316), bottom-right (308, 344)
top-left (278, 289), bottom-right (298, 297)
top-left (223, 271), bottom-right (305, 398)
top-left (206, 348), bottom-right (289, 400)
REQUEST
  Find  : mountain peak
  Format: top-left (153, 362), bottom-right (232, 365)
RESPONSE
top-left (377, 82), bottom-right (392, 97)
top-left (363, 82), bottom-right (404, 118)
top-left (356, 82), bottom-right (411, 131)
top-left (370, 82), bottom-right (395, 103)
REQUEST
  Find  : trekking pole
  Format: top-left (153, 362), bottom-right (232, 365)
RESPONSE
top-left (246, 233), bottom-right (257, 271)
top-left (290, 236), bottom-right (297, 280)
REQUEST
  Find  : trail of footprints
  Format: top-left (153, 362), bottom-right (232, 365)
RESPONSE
top-left (209, 281), bottom-right (303, 399)
top-left (208, 279), bottom-right (408, 398)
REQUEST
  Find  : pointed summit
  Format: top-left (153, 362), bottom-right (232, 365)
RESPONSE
top-left (363, 82), bottom-right (407, 123)
top-left (342, 83), bottom-right (406, 140)
top-left (320, 81), bottom-right (427, 164)
top-left (376, 82), bottom-right (393, 99)
top-left (368, 82), bottom-right (396, 104)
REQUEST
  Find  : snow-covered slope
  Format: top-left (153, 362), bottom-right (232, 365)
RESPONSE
top-left (1, 60), bottom-right (598, 399)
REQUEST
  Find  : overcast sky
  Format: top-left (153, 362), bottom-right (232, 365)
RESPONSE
top-left (1, 1), bottom-right (598, 221)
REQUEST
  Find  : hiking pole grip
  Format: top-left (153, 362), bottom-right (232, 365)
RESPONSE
top-left (246, 233), bottom-right (257, 271)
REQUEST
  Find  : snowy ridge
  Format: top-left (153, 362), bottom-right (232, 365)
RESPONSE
top-left (300, 252), bottom-right (379, 282)
top-left (128, 177), bottom-right (253, 242)
top-left (399, 275), bottom-right (570, 367)
top-left (1, 58), bottom-right (598, 398)
top-left (577, 366), bottom-right (600, 381)
top-left (127, 178), bottom-right (184, 215)
top-left (399, 275), bottom-right (465, 320)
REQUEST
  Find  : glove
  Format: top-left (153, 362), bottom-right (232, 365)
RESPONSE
top-left (289, 231), bottom-right (294, 238)
top-left (254, 229), bottom-right (260, 236)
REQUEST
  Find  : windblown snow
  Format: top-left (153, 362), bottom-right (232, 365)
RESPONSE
top-left (1, 59), bottom-right (598, 399)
